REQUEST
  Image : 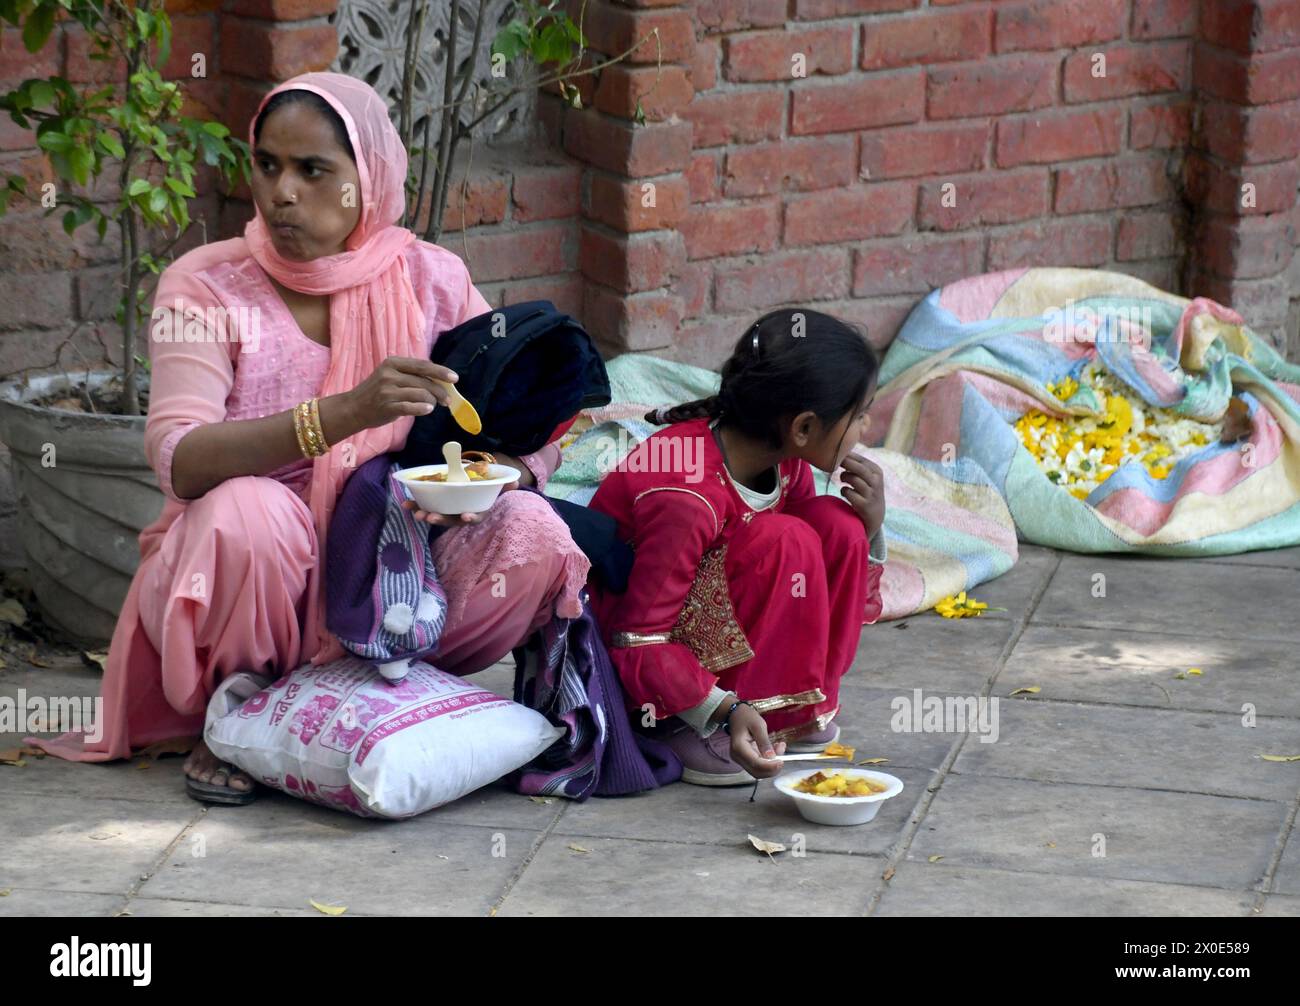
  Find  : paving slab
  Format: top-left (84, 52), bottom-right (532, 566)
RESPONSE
top-left (847, 614), bottom-right (1015, 694)
top-left (0, 888), bottom-right (126, 917)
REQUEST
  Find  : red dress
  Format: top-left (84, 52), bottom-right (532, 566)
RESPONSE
top-left (587, 418), bottom-right (884, 743)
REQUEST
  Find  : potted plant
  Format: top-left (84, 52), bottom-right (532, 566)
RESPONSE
top-left (0, 0), bottom-right (247, 642)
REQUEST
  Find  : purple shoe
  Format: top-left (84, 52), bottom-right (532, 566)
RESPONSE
top-left (665, 723), bottom-right (755, 787)
top-left (784, 721), bottom-right (841, 755)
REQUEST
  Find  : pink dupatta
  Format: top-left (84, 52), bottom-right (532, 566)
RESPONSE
top-left (245, 72), bottom-right (427, 664)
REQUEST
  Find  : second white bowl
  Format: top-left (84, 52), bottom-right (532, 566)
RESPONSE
top-left (393, 463), bottom-right (521, 515)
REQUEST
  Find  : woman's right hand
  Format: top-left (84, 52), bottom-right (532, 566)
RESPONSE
top-left (725, 702), bottom-right (786, 779)
top-left (342, 356), bottom-right (460, 432)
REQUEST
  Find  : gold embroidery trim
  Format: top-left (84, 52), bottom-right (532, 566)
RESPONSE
top-left (612, 631), bottom-right (673, 648)
top-left (632, 486), bottom-right (720, 537)
top-left (669, 544), bottom-right (754, 673)
top-left (748, 689), bottom-right (827, 714)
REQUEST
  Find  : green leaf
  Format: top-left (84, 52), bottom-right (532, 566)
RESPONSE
top-left (533, 21), bottom-right (572, 65)
top-left (96, 133), bottom-right (125, 159)
top-left (67, 143), bottom-right (92, 185)
top-left (39, 130), bottom-right (76, 156)
top-left (95, 212), bottom-right (107, 240)
top-left (62, 208), bottom-right (76, 235)
top-left (164, 176), bottom-right (195, 197)
top-left (200, 121), bottom-right (229, 138)
top-left (126, 177), bottom-right (152, 197)
top-left (28, 80), bottom-right (54, 108)
top-left (21, 1), bottom-right (56, 53)
top-left (147, 186), bottom-right (167, 215)
top-left (491, 22), bottom-right (530, 62)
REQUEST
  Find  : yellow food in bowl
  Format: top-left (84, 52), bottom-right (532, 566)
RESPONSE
top-left (793, 771), bottom-right (888, 798)
top-left (415, 469), bottom-right (488, 482)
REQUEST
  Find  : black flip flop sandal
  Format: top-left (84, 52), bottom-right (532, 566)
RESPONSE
top-left (185, 763), bottom-right (258, 806)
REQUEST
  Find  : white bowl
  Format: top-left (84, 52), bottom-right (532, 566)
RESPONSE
top-left (393, 463), bottom-right (521, 515)
top-left (774, 768), bottom-right (904, 827)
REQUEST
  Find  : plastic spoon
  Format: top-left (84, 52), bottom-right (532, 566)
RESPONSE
top-left (442, 440), bottom-right (471, 483)
top-left (434, 380), bottom-right (482, 435)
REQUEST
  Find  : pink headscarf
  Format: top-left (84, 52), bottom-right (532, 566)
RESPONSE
top-left (245, 72), bottom-right (426, 664)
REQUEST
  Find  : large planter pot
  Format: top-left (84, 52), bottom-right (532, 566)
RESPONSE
top-left (0, 372), bottom-right (163, 645)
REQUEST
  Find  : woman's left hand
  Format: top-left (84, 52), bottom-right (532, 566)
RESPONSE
top-left (840, 453), bottom-right (885, 539)
top-left (402, 476), bottom-right (519, 526)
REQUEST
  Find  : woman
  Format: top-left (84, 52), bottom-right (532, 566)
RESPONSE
top-left (31, 73), bottom-right (589, 802)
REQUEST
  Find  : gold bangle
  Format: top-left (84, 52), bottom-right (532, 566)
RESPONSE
top-left (307, 396), bottom-right (329, 454)
top-left (293, 402), bottom-right (313, 459)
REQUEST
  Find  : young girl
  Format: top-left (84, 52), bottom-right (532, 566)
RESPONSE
top-left (587, 310), bottom-right (886, 786)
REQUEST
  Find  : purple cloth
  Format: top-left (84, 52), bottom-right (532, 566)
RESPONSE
top-left (511, 595), bottom-right (681, 799)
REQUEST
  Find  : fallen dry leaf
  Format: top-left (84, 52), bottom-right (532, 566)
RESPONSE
top-left (83, 651), bottom-right (109, 671)
top-left (134, 761), bottom-right (151, 771)
top-left (1260, 754), bottom-right (1300, 763)
top-left (566, 843), bottom-right (592, 854)
top-left (1220, 397), bottom-right (1252, 443)
top-left (0, 889), bottom-right (10, 896)
top-left (881, 867), bottom-right (895, 881)
top-left (747, 834), bottom-right (786, 859)
top-left (0, 598), bottom-right (26, 627)
top-left (0, 748), bottom-right (28, 766)
top-left (928, 855), bottom-right (944, 863)
top-left (528, 796), bottom-right (554, 805)
top-left (1009, 686), bottom-right (1041, 696)
top-left (857, 757), bottom-right (889, 766)
top-left (822, 740), bottom-right (856, 760)
top-left (88, 832), bottom-right (118, 841)
top-left (309, 899), bottom-right (347, 916)
top-left (1187, 668), bottom-right (1203, 676)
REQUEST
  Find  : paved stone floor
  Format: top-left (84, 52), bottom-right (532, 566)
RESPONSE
top-left (2, 544), bottom-right (1299, 916)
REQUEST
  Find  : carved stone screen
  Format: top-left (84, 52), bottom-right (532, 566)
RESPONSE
top-left (330, 0), bottom-right (535, 149)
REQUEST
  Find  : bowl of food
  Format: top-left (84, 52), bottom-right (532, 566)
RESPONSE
top-left (393, 451), bottom-right (521, 515)
top-left (774, 768), bottom-right (904, 826)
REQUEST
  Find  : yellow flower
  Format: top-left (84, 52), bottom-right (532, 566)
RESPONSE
top-left (1048, 376), bottom-right (1079, 401)
top-left (934, 591), bottom-right (991, 618)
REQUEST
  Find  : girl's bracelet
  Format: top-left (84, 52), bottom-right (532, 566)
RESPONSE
top-left (721, 699), bottom-right (752, 735)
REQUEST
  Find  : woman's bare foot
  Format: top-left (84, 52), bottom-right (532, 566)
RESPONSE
top-left (183, 739), bottom-right (253, 794)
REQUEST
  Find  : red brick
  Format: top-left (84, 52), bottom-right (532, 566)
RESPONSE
top-left (64, 25), bottom-right (126, 84)
top-left (500, 274), bottom-right (584, 321)
top-left (994, 0), bottom-right (1126, 53)
top-left (795, 0), bottom-right (919, 18)
top-left (860, 9), bottom-right (990, 69)
top-left (0, 151), bottom-right (55, 199)
top-left (791, 72), bottom-right (924, 134)
top-left (159, 15), bottom-right (216, 80)
top-left (588, 173), bottom-right (689, 231)
top-left (584, 284), bottom-right (683, 352)
top-left (1199, 100), bottom-right (1300, 165)
top-left (1192, 42), bottom-right (1300, 104)
top-left (816, 297), bottom-right (915, 351)
top-left (434, 173), bottom-right (509, 232)
top-left (723, 137), bottom-right (856, 197)
top-left (226, 0), bottom-right (339, 16)
top-left (689, 40), bottom-right (720, 92)
top-left (686, 152), bottom-right (721, 203)
top-left (672, 260), bottom-right (712, 318)
top-left (1130, 100), bottom-right (1192, 150)
top-left (1055, 157), bottom-right (1175, 213)
top-left (784, 182), bottom-right (916, 246)
top-left (224, 79), bottom-right (272, 141)
top-left (1193, 273), bottom-right (1290, 329)
top-left (579, 225), bottom-right (686, 292)
top-left (1132, 0), bottom-right (1198, 39)
top-left (571, 3), bottom-right (694, 64)
top-left (859, 123), bottom-right (988, 180)
top-left (995, 107), bottom-right (1124, 167)
top-left (0, 210), bottom-right (120, 272)
top-left (0, 27), bottom-right (60, 81)
top-left (681, 200), bottom-right (781, 260)
top-left (0, 271), bottom-right (72, 330)
top-left (1063, 42), bottom-right (1189, 102)
top-left (563, 110), bottom-right (692, 176)
top-left (697, 0), bottom-right (789, 33)
top-left (0, 113), bottom-right (34, 153)
top-left (714, 248), bottom-right (851, 311)
top-left (74, 265), bottom-right (120, 322)
top-left (1199, 0), bottom-right (1300, 54)
top-left (724, 26), bottom-right (854, 82)
top-left (666, 315), bottom-right (752, 371)
top-left (1116, 211), bottom-right (1182, 261)
top-left (595, 64), bottom-right (694, 120)
top-left (918, 171), bottom-right (1049, 230)
top-left (988, 218), bottom-right (1113, 269)
top-left (851, 234), bottom-right (986, 296)
top-left (167, 0), bottom-right (223, 12)
top-left (220, 20), bottom-right (337, 80)
top-left (453, 223), bottom-right (575, 283)
top-left (1184, 154), bottom-right (1300, 216)
top-left (927, 56), bottom-right (1057, 119)
top-left (511, 164), bottom-right (581, 223)
top-left (1116, 259), bottom-right (1181, 293)
top-left (1193, 213), bottom-right (1294, 279)
top-left (686, 91), bottom-right (785, 147)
